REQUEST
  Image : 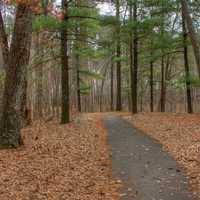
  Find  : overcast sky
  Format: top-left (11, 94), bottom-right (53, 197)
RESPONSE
top-left (97, 3), bottom-right (115, 15)
top-left (55, 1), bottom-right (115, 16)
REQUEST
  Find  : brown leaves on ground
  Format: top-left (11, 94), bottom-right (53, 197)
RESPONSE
top-left (0, 114), bottom-right (120, 200)
top-left (124, 112), bottom-right (200, 198)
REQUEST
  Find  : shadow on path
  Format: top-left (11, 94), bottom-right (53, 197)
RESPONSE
top-left (103, 116), bottom-right (196, 200)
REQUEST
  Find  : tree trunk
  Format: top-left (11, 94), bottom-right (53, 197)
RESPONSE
top-left (110, 58), bottom-right (114, 111)
top-left (75, 26), bottom-right (81, 112)
top-left (182, 10), bottom-right (193, 113)
top-left (129, 0), bottom-right (138, 114)
top-left (100, 66), bottom-right (108, 112)
top-left (61, 0), bottom-right (70, 124)
top-left (76, 56), bottom-right (81, 112)
top-left (160, 5), bottom-right (166, 113)
top-left (181, 0), bottom-right (200, 77)
top-left (35, 33), bottom-right (43, 119)
top-left (129, 2), bottom-right (134, 113)
top-left (132, 1), bottom-right (138, 114)
top-left (0, 4), bottom-right (32, 148)
top-left (150, 61), bottom-right (154, 112)
top-left (0, 8), bottom-right (9, 69)
top-left (116, 0), bottom-right (122, 111)
top-left (160, 56), bottom-right (165, 112)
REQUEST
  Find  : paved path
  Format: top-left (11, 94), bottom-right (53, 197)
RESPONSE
top-left (103, 116), bottom-right (196, 200)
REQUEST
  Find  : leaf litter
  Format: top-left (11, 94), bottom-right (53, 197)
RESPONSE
top-left (124, 112), bottom-right (200, 199)
top-left (0, 114), bottom-right (120, 200)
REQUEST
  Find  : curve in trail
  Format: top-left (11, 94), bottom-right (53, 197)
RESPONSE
top-left (103, 116), bottom-right (196, 200)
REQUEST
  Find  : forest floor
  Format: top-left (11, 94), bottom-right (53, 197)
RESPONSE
top-left (1, 112), bottom-right (200, 200)
top-left (124, 112), bottom-right (200, 199)
top-left (0, 114), bottom-right (120, 200)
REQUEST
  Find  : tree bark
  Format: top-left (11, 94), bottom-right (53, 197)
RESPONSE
top-left (160, 3), bottom-right (166, 113)
top-left (35, 33), bottom-right (43, 119)
top-left (61, 0), bottom-right (70, 124)
top-left (150, 61), bottom-right (154, 112)
top-left (110, 58), bottom-right (114, 111)
top-left (100, 66), bottom-right (109, 112)
top-left (74, 26), bottom-right (81, 112)
top-left (0, 4), bottom-right (32, 148)
top-left (160, 56), bottom-right (165, 112)
top-left (116, 0), bottom-right (122, 111)
top-left (129, 0), bottom-right (138, 114)
top-left (132, 1), bottom-right (138, 114)
top-left (0, 7), bottom-right (9, 69)
top-left (181, 0), bottom-right (200, 77)
top-left (182, 10), bottom-right (193, 113)
top-left (76, 55), bottom-right (81, 112)
top-left (129, 2), bottom-right (134, 113)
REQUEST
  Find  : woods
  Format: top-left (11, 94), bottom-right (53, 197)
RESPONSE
top-left (0, 0), bottom-right (199, 146)
top-left (0, 0), bottom-right (200, 199)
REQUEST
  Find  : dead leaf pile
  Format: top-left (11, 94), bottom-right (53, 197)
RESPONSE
top-left (124, 112), bottom-right (200, 198)
top-left (0, 114), bottom-right (120, 200)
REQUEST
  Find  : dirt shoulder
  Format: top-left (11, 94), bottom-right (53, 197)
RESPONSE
top-left (0, 114), bottom-right (120, 200)
top-left (124, 112), bottom-right (200, 199)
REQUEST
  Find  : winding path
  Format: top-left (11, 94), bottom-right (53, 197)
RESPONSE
top-left (103, 116), bottom-right (196, 200)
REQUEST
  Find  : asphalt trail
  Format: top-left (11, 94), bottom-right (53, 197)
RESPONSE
top-left (103, 116), bottom-right (196, 200)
